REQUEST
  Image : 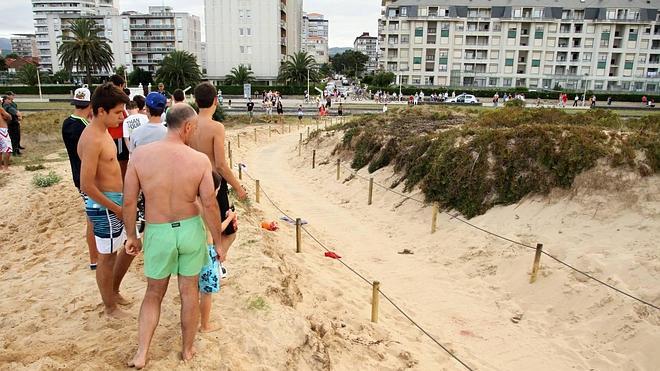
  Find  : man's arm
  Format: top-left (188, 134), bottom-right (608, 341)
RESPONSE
top-left (78, 135), bottom-right (122, 217)
top-left (123, 158), bottom-right (141, 255)
top-left (0, 107), bottom-right (10, 120)
top-left (212, 124), bottom-right (247, 199)
top-left (198, 159), bottom-right (225, 260)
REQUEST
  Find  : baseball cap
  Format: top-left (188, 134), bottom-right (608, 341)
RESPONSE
top-left (145, 92), bottom-right (167, 110)
top-left (71, 86), bottom-right (91, 106)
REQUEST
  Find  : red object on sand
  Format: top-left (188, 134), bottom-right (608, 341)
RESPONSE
top-left (261, 221), bottom-right (279, 231)
top-left (324, 251), bottom-right (341, 259)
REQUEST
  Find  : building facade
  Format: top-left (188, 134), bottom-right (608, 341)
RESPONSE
top-left (354, 32), bottom-right (379, 73)
top-left (302, 12), bottom-right (329, 64)
top-left (10, 34), bottom-right (39, 58)
top-left (379, 0), bottom-right (660, 92)
top-left (205, 0), bottom-right (303, 83)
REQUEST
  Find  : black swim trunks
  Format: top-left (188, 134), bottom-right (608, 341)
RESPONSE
top-left (216, 179), bottom-right (236, 236)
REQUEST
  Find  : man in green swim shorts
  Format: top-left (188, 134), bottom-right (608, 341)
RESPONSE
top-left (123, 104), bottom-right (225, 369)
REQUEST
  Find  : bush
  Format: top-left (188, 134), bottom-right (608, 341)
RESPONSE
top-left (504, 99), bottom-right (526, 108)
top-left (215, 85), bottom-right (324, 96)
top-left (32, 171), bottom-right (61, 188)
top-left (25, 164), bottom-right (46, 171)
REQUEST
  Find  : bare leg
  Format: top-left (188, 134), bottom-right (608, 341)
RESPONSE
top-left (96, 252), bottom-right (126, 318)
top-left (199, 293), bottom-right (220, 333)
top-left (128, 277), bottom-right (170, 369)
top-left (113, 248), bottom-right (135, 304)
top-left (219, 233), bottom-right (236, 259)
top-left (86, 218), bottom-right (98, 266)
top-left (178, 275), bottom-right (200, 361)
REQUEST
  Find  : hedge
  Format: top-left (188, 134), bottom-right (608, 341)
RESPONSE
top-left (215, 85), bottom-right (324, 96)
top-left (0, 85), bottom-right (81, 95)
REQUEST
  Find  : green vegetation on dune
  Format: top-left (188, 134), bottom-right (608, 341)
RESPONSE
top-left (331, 106), bottom-right (659, 218)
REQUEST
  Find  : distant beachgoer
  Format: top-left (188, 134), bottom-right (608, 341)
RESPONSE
top-left (573, 95), bottom-right (579, 107)
top-left (78, 83), bottom-right (134, 318)
top-left (297, 105), bottom-right (304, 122)
top-left (0, 105), bottom-right (12, 170)
top-left (247, 98), bottom-right (255, 123)
top-left (123, 97), bottom-right (148, 152)
top-left (123, 104), bottom-right (226, 368)
top-left (338, 103), bottom-right (343, 116)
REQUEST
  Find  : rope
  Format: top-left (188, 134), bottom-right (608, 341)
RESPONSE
top-left (336, 161), bottom-right (659, 310)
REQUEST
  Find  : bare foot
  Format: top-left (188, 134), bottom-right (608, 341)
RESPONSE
top-left (199, 322), bottom-right (221, 333)
top-left (128, 350), bottom-right (147, 369)
top-left (181, 346), bottom-right (197, 362)
top-left (115, 293), bottom-right (131, 306)
top-left (104, 306), bottom-right (129, 319)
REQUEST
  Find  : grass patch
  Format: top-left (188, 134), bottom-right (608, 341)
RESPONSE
top-left (25, 164), bottom-right (46, 171)
top-left (247, 296), bottom-right (269, 311)
top-left (331, 106), bottom-right (660, 218)
top-left (32, 171), bottom-right (62, 188)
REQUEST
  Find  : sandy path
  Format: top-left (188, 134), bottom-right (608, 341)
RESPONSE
top-left (241, 126), bottom-right (660, 371)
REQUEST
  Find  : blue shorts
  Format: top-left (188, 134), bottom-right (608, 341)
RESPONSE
top-left (85, 192), bottom-right (126, 254)
top-left (199, 244), bottom-right (220, 294)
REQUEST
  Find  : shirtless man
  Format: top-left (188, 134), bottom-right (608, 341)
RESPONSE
top-left (0, 105), bottom-right (12, 170)
top-left (123, 104), bottom-right (225, 368)
top-left (78, 83), bottom-right (134, 318)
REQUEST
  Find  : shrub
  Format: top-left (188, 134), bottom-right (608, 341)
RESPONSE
top-left (33, 171), bottom-right (61, 188)
top-left (25, 164), bottom-right (46, 171)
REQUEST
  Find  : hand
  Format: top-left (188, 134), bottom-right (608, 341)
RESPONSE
top-left (114, 206), bottom-right (123, 221)
top-left (215, 245), bottom-right (227, 263)
top-left (236, 186), bottom-right (248, 200)
top-left (125, 237), bottom-right (142, 256)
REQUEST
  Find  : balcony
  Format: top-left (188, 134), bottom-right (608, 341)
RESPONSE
top-left (130, 24), bottom-right (175, 30)
top-left (281, 37), bottom-right (287, 45)
top-left (131, 35), bottom-right (175, 41)
top-left (132, 47), bottom-right (175, 53)
top-left (132, 59), bottom-right (163, 65)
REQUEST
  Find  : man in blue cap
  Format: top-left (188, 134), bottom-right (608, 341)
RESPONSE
top-left (128, 92), bottom-right (168, 152)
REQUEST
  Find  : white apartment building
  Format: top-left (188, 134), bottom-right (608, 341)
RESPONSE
top-left (205, 0), bottom-right (303, 84)
top-left (11, 34), bottom-right (39, 58)
top-left (379, 0), bottom-right (660, 92)
top-left (302, 12), bottom-right (329, 64)
top-left (354, 32), bottom-right (379, 73)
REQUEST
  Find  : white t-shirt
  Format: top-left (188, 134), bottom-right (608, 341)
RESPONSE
top-left (129, 123), bottom-right (167, 153)
top-left (123, 113), bottom-right (148, 139)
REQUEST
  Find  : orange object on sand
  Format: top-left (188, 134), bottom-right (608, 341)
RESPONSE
top-left (261, 221), bottom-right (279, 231)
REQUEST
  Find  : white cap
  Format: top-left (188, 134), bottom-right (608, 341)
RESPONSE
top-left (72, 85), bottom-right (91, 106)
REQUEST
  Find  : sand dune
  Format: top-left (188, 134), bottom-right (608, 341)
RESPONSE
top-left (1, 122), bottom-right (658, 370)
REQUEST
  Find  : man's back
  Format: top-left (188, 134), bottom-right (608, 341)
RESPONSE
top-left (131, 140), bottom-right (208, 223)
top-left (189, 117), bottom-right (222, 168)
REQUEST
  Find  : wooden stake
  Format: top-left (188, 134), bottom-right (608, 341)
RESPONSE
top-left (254, 128), bottom-right (257, 142)
top-left (229, 148), bottom-right (233, 170)
top-left (336, 159), bottom-right (340, 180)
top-left (227, 141), bottom-right (231, 157)
top-left (237, 133), bottom-right (241, 148)
top-left (312, 150), bottom-right (316, 169)
top-left (255, 180), bottom-right (260, 203)
top-left (307, 126), bottom-right (310, 138)
top-left (299, 133), bottom-right (302, 157)
top-left (431, 202), bottom-right (439, 234)
top-left (530, 243), bottom-right (544, 283)
top-left (295, 218), bottom-right (302, 253)
top-left (371, 281), bottom-right (380, 323)
top-left (238, 164), bottom-right (242, 180)
top-left (368, 178), bottom-right (374, 205)
top-left (269, 126), bottom-right (271, 138)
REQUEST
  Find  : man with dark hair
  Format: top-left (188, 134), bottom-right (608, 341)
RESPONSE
top-left (172, 89), bottom-right (185, 104)
top-left (62, 86), bottom-right (98, 270)
top-left (123, 104), bottom-right (225, 367)
top-left (123, 96), bottom-right (149, 152)
top-left (108, 75), bottom-right (129, 177)
top-left (78, 82), bottom-right (134, 318)
top-left (2, 91), bottom-right (23, 156)
top-left (129, 92), bottom-right (167, 152)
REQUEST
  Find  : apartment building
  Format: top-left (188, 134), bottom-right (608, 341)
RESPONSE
top-left (205, 0), bottom-right (303, 84)
top-left (302, 12), bottom-right (330, 64)
top-left (10, 34), bottom-right (39, 58)
top-left (379, 0), bottom-right (660, 92)
top-left (354, 32), bottom-right (379, 73)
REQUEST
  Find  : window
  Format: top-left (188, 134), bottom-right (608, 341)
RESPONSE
top-left (505, 58), bottom-right (514, 66)
top-left (413, 56), bottom-right (422, 64)
top-left (601, 31), bottom-right (610, 40)
top-left (624, 61), bottom-right (634, 70)
top-left (239, 28), bottom-right (244, 36)
top-left (401, 7), bottom-right (407, 16)
top-left (415, 27), bottom-right (423, 37)
top-left (531, 59), bottom-right (540, 67)
top-left (597, 61), bottom-right (606, 69)
top-left (401, 35), bottom-right (409, 44)
top-left (508, 28), bottom-right (517, 38)
top-left (441, 29), bottom-right (449, 37)
top-left (503, 78), bottom-right (512, 86)
top-left (629, 32), bottom-right (638, 41)
top-left (535, 29), bottom-right (544, 39)
top-left (438, 57), bottom-right (448, 65)
top-left (583, 52), bottom-right (592, 61)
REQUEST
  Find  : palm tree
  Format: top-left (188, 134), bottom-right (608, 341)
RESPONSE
top-left (278, 52), bottom-right (319, 85)
top-left (57, 19), bottom-right (114, 85)
top-left (225, 64), bottom-right (255, 85)
top-left (155, 50), bottom-right (201, 90)
top-left (17, 63), bottom-right (45, 86)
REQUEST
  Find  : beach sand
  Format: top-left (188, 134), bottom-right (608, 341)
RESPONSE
top-left (1, 121), bottom-right (658, 370)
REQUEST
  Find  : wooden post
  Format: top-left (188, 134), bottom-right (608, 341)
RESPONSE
top-left (336, 159), bottom-right (340, 180)
top-left (237, 133), bottom-right (241, 148)
top-left (227, 141), bottom-right (231, 157)
top-left (431, 202), bottom-right (439, 234)
top-left (368, 178), bottom-right (374, 205)
top-left (288, 122), bottom-right (291, 133)
top-left (312, 150), bottom-right (316, 169)
top-left (255, 180), bottom-right (260, 203)
top-left (307, 126), bottom-right (310, 138)
top-left (299, 133), bottom-right (302, 157)
top-left (530, 243), bottom-right (544, 283)
top-left (238, 164), bottom-right (242, 180)
top-left (295, 218), bottom-right (302, 253)
top-left (229, 148), bottom-right (233, 170)
top-left (254, 128), bottom-right (257, 142)
top-left (371, 281), bottom-right (380, 323)
top-left (269, 126), bottom-right (271, 138)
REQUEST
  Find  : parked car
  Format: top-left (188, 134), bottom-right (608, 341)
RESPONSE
top-left (445, 93), bottom-right (479, 104)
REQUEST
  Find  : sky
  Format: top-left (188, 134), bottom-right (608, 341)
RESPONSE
top-left (0, 0), bottom-right (380, 48)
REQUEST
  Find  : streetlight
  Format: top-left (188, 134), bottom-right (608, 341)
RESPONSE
top-left (307, 68), bottom-right (310, 104)
top-left (36, 65), bottom-right (43, 102)
top-left (582, 73), bottom-right (589, 106)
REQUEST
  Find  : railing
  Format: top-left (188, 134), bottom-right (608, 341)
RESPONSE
top-left (130, 24), bottom-right (174, 29)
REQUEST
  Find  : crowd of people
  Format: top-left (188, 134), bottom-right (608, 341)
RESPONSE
top-left (60, 75), bottom-right (246, 368)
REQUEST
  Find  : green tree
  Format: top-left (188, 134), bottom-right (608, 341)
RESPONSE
top-left (330, 50), bottom-right (369, 78)
top-left (224, 64), bottom-right (255, 85)
top-left (51, 69), bottom-right (72, 84)
top-left (370, 72), bottom-right (396, 87)
top-left (128, 67), bottom-right (153, 87)
top-left (115, 65), bottom-right (127, 79)
top-left (155, 50), bottom-right (201, 90)
top-left (57, 18), bottom-right (114, 85)
top-left (5, 53), bottom-right (19, 60)
top-left (277, 51), bottom-right (318, 85)
top-left (319, 63), bottom-right (333, 79)
top-left (0, 56), bottom-right (7, 71)
top-left (16, 63), bottom-right (46, 86)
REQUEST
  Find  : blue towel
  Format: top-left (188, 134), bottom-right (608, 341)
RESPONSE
top-left (199, 244), bottom-right (220, 294)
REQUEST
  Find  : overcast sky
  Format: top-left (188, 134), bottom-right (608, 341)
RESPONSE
top-left (0, 0), bottom-right (380, 47)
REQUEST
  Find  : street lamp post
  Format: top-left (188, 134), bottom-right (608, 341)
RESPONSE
top-left (36, 66), bottom-right (43, 102)
top-left (582, 73), bottom-right (589, 106)
top-left (307, 69), bottom-right (310, 104)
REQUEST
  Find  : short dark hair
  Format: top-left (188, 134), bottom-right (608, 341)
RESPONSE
top-left (166, 104), bottom-right (196, 129)
top-left (73, 103), bottom-right (90, 109)
top-left (126, 101), bottom-right (138, 110)
top-left (133, 95), bottom-right (146, 110)
top-left (194, 82), bottom-right (217, 109)
top-left (109, 74), bottom-right (125, 87)
top-left (91, 83), bottom-right (130, 116)
top-left (173, 89), bottom-right (185, 102)
top-left (147, 106), bottom-right (164, 117)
